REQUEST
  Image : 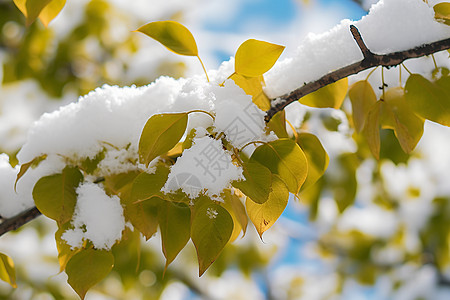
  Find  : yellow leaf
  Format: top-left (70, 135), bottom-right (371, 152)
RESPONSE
top-left (38, 0), bottom-right (66, 27)
top-left (297, 132), bottom-right (329, 191)
top-left (235, 39), bottom-right (285, 77)
top-left (230, 73), bottom-right (271, 111)
top-left (246, 175), bottom-right (288, 238)
top-left (434, 3), bottom-right (450, 26)
top-left (13, 0), bottom-right (52, 26)
top-left (55, 222), bottom-right (80, 272)
top-left (299, 78), bottom-right (348, 109)
top-left (383, 87), bottom-right (424, 154)
top-left (405, 74), bottom-right (450, 127)
top-left (222, 190), bottom-right (248, 242)
top-left (136, 21), bottom-right (198, 56)
top-left (363, 101), bottom-right (382, 159)
top-left (348, 80), bottom-right (377, 132)
top-left (0, 253), bottom-right (16, 288)
top-left (250, 139), bottom-right (308, 194)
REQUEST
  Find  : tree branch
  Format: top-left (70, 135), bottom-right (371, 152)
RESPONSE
top-left (1, 27), bottom-right (450, 237)
top-left (0, 207), bottom-right (41, 237)
top-left (265, 26), bottom-right (450, 121)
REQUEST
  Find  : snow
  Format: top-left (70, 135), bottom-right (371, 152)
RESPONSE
top-left (163, 136), bottom-right (243, 198)
top-left (62, 182), bottom-right (125, 250)
top-left (264, 0), bottom-right (450, 98)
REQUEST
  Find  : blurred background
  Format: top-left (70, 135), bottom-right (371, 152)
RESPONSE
top-left (2, 0), bottom-right (450, 299)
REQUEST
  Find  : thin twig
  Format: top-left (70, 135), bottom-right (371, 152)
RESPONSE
top-left (0, 207), bottom-right (41, 237)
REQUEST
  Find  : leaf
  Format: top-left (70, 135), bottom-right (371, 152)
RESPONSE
top-left (348, 80), bottom-right (377, 132)
top-left (405, 74), bottom-right (450, 127)
top-left (232, 161), bottom-right (272, 204)
top-left (230, 73), bottom-right (271, 110)
top-left (126, 167), bottom-right (169, 239)
top-left (222, 190), bottom-right (248, 242)
top-left (14, 154), bottom-right (47, 191)
top-left (136, 21), bottom-right (198, 56)
top-left (250, 139), bottom-right (308, 194)
top-left (383, 87), bottom-right (424, 154)
top-left (131, 164), bottom-right (170, 203)
top-left (158, 201), bottom-right (191, 270)
top-left (139, 113), bottom-right (188, 166)
top-left (66, 249), bottom-right (114, 300)
top-left (267, 110), bottom-right (289, 138)
top-left (297, 133), bottom-right (329, 190)
top-left (103, 171), bottom-right (141, 196)
top-left (38, 0), bottom-right (66, 27)
top-left (13, 0), bottom-right (52, 26)
top-left (434, 3), bottom-right (450, 26)
top-left (299, 78), bottom-right (348, 109)
top-left (0, 253), bottom-right (16, 288)
top-left (32, 166), bottom-right (83, 225)
top-left (235, 39), bottom-right (285, 77)
top-left (332, 153), bottom-right (359, 213)
top-left (191, 202), bottom-right (233, 276)
top-left (55, 222), bottom-right (79, 272)
top-left (363, 101), bottom-right (382, 159)
top-left (246, 175), bottom-right (289, 238)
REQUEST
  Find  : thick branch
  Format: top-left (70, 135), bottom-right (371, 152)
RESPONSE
top-left (265, 26), bottom-right (450, 121)
top-left (0, 207), bottom-right (41, 237)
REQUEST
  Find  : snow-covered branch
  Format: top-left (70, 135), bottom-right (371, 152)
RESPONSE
top-left (265, 26), bottom-right (450, 121)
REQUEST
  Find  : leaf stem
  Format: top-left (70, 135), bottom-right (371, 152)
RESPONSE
top-left (365, 66), bottom-right (378, 81)
top-left (431, 54), bottom-right (438, 70)
top-left (238, 141), bottom-right (267, 152)
top-left (285, 119), bottom-right (298, 141)
top-left (401, 63), bottom-right (413, 75)
top-left (197, 56), bottom-right (210, 83)
top-left (187, 109), bottom-right (215, 120)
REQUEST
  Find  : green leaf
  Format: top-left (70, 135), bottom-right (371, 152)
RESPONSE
top-left (38, 0), bottom-right (66, 27)
top-left (230, 73), bottom-right (271, 110)
top-left (297, 132), bottom-right (329, 190)
top-left (131, 164), bottom-right (170, 203)
top-left (232, 161), bottom-right (272, 204)
top-left (222, 189), bottom-right (248, 242)
top-left (246, 175), bottom-right (289, 238)
top-left (383, 87), bottom-right (424, 154)
top-left (158, 201), bottom-right (191, 270)
top-left (405, 74), bottom-right (450, 127)
top-left (13, 0), bottom-right (52, 26)
top-left (299, 78), bottom-right (348, 109)
top-left (125, 167), bottom-right (169, 239)
top-left (191, 202), bottom-right (233, 276)
top-left (235, 39), bottom-right (285, 77)
top-left (434, 3), bottom-right (450, 26)
top-left (348, 80), bottom-right (377, 132)
top-left (139, 113), bottom-right (188, 166)
top-left (66, 249), bottom-right (114, 300)
top-left (0, 253), bottom-right (16, 288)
top-left (363, 101), bottom-right (382, 159)
top-left (250, 139), bottom-right (308, 194)
top-left (32, 166), bottom-right (83, 225)
top-left (136, 21), bottom-right (198, 56)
